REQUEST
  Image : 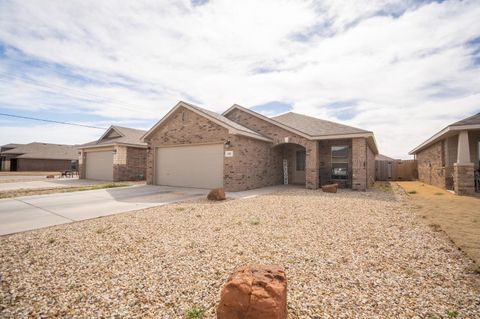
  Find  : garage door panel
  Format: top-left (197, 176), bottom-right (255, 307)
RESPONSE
top-left (86, 151), bottom-right (113, 181)
top-left (156, 144), bottom-right (223, 189)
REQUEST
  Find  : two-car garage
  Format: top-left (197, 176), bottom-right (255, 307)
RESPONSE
top-left (155, 144), bottom-right (224, 189)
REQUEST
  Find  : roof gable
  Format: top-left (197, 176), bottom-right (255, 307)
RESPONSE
top-left (142, 101), bottom-right (272, 142)
top-left (80, 125), bottom-right (147, 149)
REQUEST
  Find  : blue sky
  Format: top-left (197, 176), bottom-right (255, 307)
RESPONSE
top-left (0, 0), bottom-right (479, 158)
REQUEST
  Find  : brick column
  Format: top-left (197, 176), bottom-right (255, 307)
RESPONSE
top-left (352, 138), bottom-right (367, 191)
top-left (78, 150), bottom-right (86, 179)
top-left (305, 141), bottom-right (319, 189)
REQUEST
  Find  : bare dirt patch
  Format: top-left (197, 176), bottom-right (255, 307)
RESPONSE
top-left (397, 181), bottom-right (480, 266)
top-left (1, 188), bottom-right (479, 318)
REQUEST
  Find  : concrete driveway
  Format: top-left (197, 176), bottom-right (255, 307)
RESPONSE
top-left (0, 185), bottom-right (208, 235)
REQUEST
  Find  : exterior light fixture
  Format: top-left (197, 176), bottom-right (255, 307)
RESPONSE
top-left (225, 140), bottom-right (232, 148)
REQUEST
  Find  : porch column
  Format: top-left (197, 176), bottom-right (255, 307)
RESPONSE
top-left (454, 130), bottom-right (474, 195)
top-left (352, 138), bottom-right (367, 191)
top-left (305, 141), bottom-right (319, 189)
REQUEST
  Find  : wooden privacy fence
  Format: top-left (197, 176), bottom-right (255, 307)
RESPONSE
top-left (375, 160), bottom-right (418, 181)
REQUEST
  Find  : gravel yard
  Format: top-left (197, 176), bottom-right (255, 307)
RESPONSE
top-left (1, 187), bottom-right (479, 318)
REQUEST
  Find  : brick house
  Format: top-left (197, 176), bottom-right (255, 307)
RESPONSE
top-left (409, 113), bottom-right (480, 195)
top-left (0, 143), bottom-right (78, 172)
top-left (79, 126), bottom-right (147, 181)
top-left (143, 101), bottom-right (378, 191)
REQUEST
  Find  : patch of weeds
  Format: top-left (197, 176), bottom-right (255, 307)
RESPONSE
top-left (249, 219), bottom-right (260, 226)
top-left (236, 221), bottom-right (242, 225)
top-left (47, 238), bottom-right (56, 244)
top-left (407, 190), bottom-right (417, 194)
top-left (446, 310), bottom-right (459, 318)
top-left (429, 224), bottom-right (442, 232)
top-left (434, 192), bottom-right (444, 195)
top-left (404, 268), bottom-right (416, 277)
top-left (287, 259), bottom-right (296, 264)
top-left (175, 207), bottom-right (185, 212)
top-left (213, 227), bottom-right (221, 232)
top-left (466, 264), bottom-right (480, 275)
top-left (96, 225), bottom-right (112, 234)
top-left (426, 314), bottom-right (439, 319)
top-left (185, 305), bottom-right (206, 319)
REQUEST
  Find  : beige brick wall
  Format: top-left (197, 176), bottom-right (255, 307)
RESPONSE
top-left (225, 108), bottom-right (319, 189)
top-left (416, 141), bottom-right (447, 189)
top-left (113, 146), bottom-right (147, 181)
top-left (224, 135), bottom-right (283, 191)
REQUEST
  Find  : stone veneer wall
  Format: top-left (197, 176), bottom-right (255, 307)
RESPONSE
top-left (416, 141), bottom-right (447, 189)
top-left (113, 146), bottom-right (147, 181)
top-left (225, 108), bottom-right (319, 189)
top-left (453, 163), bottom-right (475, 195)
top-left (144, 106), bottom-right (283, 191)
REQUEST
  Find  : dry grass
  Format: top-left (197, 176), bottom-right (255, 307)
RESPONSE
top-left (397, 181), bottom-right (480, 265)
top-left (0, 183), bottom-right (129, 199)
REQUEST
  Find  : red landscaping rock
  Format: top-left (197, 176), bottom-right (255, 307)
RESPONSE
top-left (207, 188), bottom-right (226, 201)
top-left (217, 264), bottom-right (287, 319)
top-left (322, 183), bottom-right (338, 193)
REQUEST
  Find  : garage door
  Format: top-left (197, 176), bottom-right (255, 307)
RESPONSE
top-left (155, 144), bottom-right (223, 189)
top-left (86, 151), bottom-right (113, 181)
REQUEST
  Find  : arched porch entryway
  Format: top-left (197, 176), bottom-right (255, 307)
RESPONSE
top-left (273, 143), bottom-right (307, 186)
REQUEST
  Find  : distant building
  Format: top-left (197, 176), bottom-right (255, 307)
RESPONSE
top-left (0, 142), bottom-right (78, 172)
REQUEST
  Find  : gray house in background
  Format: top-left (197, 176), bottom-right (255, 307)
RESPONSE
top-left (0, 142), bottom-right (78, 172)
top-left (410, 113), bottom-right (480, 195)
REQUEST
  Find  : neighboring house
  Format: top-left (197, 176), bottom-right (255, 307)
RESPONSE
top-left (409, 113), bottom-right (480, 195)
top-left (143, 101), bottom-right (378, 192)
top-left (0, 142), bottom-right (78, 172)
top-left (78, 125), bottom-right (147, 181)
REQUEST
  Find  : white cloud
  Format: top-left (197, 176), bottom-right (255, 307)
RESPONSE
top-left (0, 0), bottom-right (479, 158)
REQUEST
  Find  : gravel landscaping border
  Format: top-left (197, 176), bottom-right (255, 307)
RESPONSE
top-left (1, 186), bottom-right (479, 318)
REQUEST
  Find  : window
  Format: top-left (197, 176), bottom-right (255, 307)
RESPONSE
top-left (331, 145), bottom-right (349, 180)
top-left (296, 150), bottom-right (305, 171)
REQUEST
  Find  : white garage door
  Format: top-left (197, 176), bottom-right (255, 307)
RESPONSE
top-left (155, 144), bottom-right (223, 189)
top-left (86, 151), bottom-right (113, 181)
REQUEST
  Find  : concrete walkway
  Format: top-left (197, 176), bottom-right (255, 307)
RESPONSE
top-left (0, 185), bottom-right (208, 235)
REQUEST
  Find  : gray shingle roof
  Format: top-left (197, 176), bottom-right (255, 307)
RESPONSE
top-left (80, 126), bottom-right (147, 148)
top-left (450, 113), bottom-right (480, 126)
top-left (271, 112), bottom-right (370, 137)
top-left (185, 102), bottom-right (270, 140)
top-left (2, 143), bottom-right (78, 160)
